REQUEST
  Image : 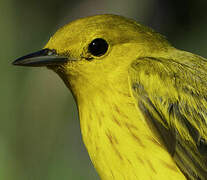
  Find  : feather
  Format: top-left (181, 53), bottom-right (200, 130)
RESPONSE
top-left (129, 56), bottom-right (207, 180)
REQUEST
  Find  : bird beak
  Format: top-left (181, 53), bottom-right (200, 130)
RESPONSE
top-left (12, 48), bottom-right (68, 67)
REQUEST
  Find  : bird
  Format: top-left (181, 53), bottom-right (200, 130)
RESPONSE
top-left (12, 14), bottom-right (207, 180)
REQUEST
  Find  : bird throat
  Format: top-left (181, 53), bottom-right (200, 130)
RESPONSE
top-left (76, 86), bottom-right (185, 180)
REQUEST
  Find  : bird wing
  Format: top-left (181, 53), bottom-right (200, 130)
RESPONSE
top-left (129, 55), bottom-right (207, 180)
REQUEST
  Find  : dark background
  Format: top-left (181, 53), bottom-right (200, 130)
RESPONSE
top-left (1, 0), bottom-right (207, 179)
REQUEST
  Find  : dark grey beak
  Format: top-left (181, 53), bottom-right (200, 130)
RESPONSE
top-left (12, 48), bottom-right (68, 67)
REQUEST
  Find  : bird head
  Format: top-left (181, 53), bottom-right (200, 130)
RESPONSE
top-left (13, 14), bottom-right (170, 98)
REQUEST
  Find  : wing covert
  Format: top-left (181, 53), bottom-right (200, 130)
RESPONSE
top-left (129, 56), bottom-right (207, 180)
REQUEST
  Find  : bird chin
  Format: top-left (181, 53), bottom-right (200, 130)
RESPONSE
top-left (47, 64), bottom-right (68, 80)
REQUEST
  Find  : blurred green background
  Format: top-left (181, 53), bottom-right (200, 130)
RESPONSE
top-left (1, 0), bottom-right (207, 179)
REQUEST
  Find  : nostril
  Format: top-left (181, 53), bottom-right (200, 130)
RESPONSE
top-left (47, 49), bottom-right (57, 56)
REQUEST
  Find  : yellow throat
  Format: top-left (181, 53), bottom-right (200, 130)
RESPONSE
top-left (76, 74), bottom-right (185, 180)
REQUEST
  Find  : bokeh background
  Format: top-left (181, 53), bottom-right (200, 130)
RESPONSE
top-left (1, 0), bottom-right (207, 179)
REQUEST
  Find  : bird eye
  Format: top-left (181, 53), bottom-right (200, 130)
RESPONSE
top-left (88, 38), bottom-right (108, 57)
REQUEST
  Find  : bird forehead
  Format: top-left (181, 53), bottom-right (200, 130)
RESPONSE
top-left (52, 14), bottom-right (140, 40)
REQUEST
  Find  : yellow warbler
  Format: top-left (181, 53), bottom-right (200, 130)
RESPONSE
top-left (13, 14), bottom-right (207, 180)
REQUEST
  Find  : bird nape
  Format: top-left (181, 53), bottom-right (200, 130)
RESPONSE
top-left (13, 14), bottom-right (207, 180)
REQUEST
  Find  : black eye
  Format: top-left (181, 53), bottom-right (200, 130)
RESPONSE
top-left (88, 38), bottom-right (108, 57)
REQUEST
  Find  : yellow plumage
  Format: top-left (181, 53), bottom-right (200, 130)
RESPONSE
top-left (13, 14), bottom-right (207, 180)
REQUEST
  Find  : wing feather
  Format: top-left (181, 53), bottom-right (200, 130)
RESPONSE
top-left (129, 56), bottom-right (207, 180)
